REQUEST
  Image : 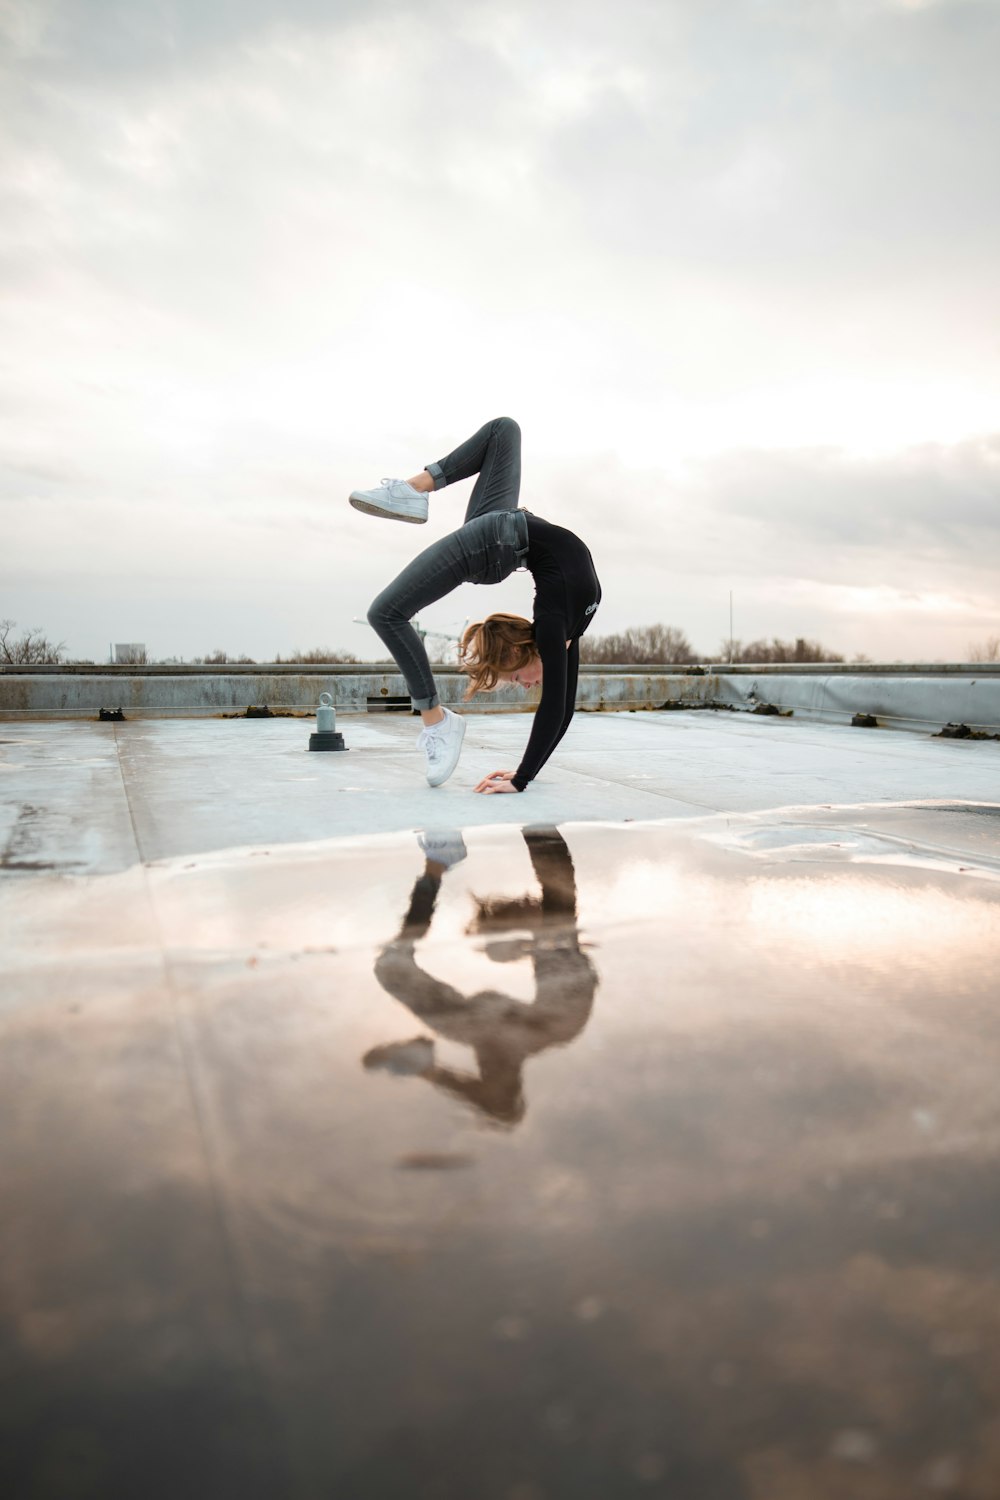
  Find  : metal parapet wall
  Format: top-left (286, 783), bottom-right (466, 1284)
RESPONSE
top-left (709, 671), bottom-right (1000, 735)
top-left (1, 662), bottom-right (999, 733)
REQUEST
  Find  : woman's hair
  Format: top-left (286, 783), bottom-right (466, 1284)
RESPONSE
top-left (459, 612), bottom-right (538, 698)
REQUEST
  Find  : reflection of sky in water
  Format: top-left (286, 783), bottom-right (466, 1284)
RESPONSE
top-left (413, 940), bottom-right (540, 1005)
top-left (746, 875), bottom-right (998, 968)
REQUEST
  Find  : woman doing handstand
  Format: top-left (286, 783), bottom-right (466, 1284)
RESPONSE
top-left (350, 417), bottom-right (601, 793)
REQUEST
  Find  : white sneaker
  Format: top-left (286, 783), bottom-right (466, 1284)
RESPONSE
top-left (362, 1037), bottom-right (435, 1075)
top-left (417, 708), bottom-right (466, 787)
top-left (349, 477), bottom-right (429, 524)
top-left (418, 829), bottom-right (468, 868)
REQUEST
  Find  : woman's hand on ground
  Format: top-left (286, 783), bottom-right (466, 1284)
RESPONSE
top-left (473, 770), bottom-right (520, 794)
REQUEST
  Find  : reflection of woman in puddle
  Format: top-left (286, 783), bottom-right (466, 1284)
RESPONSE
top-left (364, 828), bottom-right (597, 1126)
top-left (350, 417), bottom-right (601, 791)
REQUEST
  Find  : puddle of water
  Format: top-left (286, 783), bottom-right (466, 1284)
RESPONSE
top-left (4, 809), bottom-right (1000, 1495)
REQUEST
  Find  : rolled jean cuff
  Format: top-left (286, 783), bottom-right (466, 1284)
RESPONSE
top-left (411, 690), bottom-right (440, 711)
top-left (424, 461), bottom-right (447, 490)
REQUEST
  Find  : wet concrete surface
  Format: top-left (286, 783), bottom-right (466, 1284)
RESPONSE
top-left (3, 713), bottom-right (1000, 866)
top-left (2, 718), bottom-right (1000, 1498)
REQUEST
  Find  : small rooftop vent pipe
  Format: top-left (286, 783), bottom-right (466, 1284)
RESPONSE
top-left (309, 691), bottom-right (346, 751)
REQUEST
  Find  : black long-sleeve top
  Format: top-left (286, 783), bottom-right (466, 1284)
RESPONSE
top-left (510, 514), bottom-right (601, 791)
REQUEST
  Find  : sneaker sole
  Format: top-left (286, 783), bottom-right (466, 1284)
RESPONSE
top-left (349, 494), bottom-right (427, 524)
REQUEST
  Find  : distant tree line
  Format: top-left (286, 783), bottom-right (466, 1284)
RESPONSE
top-left (186, 648), bottom-right (360, 664)
top-left (5, 617), bottom-right (1000, 667)
top-left (0, 624), bottom-right (367, 665)
top-left (579, 624), bottom-right (697, 664)
top-left (139, 647), bottom-right (362, 664)
top-left (579, 624), bottom-right (847, 665)
top-left (719, 636), bottom-right (845, 664)
top-left (274, 648), bottom-right (360, 663)
top-left (108, 648), bottom-right (361, 665)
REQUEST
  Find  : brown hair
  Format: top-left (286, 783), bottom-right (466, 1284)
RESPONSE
top-left (459, 613), bottom-right (538, 698)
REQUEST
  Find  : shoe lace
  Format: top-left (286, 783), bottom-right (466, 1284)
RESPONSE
top-left (417, 723), bottom-right (444, 761)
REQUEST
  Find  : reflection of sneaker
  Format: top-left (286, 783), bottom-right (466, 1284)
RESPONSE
top-left (349, 478), bottom-right (428, 524)
top-left (418, 709), bottom-right (466, 788)
top-left (418, 830), bottom-right (468, 868)
top-left (363, 1037), bottom-right (435, 1076)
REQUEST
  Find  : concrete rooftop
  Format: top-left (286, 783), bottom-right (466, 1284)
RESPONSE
top-left (3, 709), bottom-right (1000, 1499)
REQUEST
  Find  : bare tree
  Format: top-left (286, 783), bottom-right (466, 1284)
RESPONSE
top-left (0, 619), bottom-right (67, 664)
top-left (718, 636), bottom-right (844, 664)
top-left (579, 623), bottom-right (696, 665)
top-left (968, 636), bottom-right (1000, 663)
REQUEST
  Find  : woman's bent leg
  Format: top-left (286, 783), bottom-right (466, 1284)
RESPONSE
top-left (367, 529), bottom-right (479, 709)
top-left (425, 417), bottom-right (521, 523)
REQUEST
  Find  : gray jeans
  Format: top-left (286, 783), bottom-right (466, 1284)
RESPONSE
top-left (367, 417), bottom-right (529, 710)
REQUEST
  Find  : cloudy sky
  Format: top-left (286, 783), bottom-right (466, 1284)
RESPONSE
top-left (2, 0), bottom-right (998, 663)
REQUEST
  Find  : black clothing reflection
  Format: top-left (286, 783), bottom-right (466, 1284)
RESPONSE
top-left (366, 827), bottom-right (598, 1126)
